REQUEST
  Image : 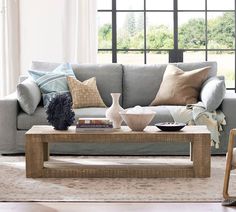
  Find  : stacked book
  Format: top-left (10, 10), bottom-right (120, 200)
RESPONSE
top-left (76, 118), bottom-right (113, 132)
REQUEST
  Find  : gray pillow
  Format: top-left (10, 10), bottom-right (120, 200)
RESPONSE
top-left (200, 76), bottom-right (226, 111)
top-left (17, 78), bottom-right (41, 115)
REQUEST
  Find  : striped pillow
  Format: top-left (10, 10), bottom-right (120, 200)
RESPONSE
top-left (28, 63), bottom-right (75, 106)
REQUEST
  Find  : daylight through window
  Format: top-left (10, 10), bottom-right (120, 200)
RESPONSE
top-left (97, 0), bottom-right (235, 89)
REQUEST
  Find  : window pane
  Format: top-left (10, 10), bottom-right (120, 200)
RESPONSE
top-left (208, 12), bottom-right (235, 49)
top-left (183, 51), bottom-right (206, 62)
top-left (146, 0), bottom-right (173, 10)
top-left (117, 0), bottom-right (143, 10)
top-left (178, 12), bottom-right (205, 49)
top-left (208, 0), bottom-right (234, 10)
top-left (117, 52), bottom-right (144, 64)
top-left (147, 52), bottom-right (169, 64)
top-left (97, 0), bottom-right (111, 10)
top-left (178, 0), bottom-right (205, 10)
top-left (117, 12), bottom-right (144, 49)
top-left (97, 51), bottom-right (112, 63)
top-left (208, 51), bottom-right (235, 88)
top-left (146, 12), bottom-right (174, 49)
top-left (97, 12), bottom-right (112, 49)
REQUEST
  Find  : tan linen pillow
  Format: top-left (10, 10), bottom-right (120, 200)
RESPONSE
top-left (67, 76), bottom-right (106, 108)
top-left (150, 65), bottom-right (210, 106)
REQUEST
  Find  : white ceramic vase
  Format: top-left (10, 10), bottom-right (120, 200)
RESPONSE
top-left (106, 93), bottom-right (124, 129)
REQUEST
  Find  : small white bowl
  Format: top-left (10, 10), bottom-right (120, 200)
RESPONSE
top-left (119, 110), bottom-right (156, 131)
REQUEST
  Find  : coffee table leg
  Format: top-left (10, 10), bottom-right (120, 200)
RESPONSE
top-left (192, 135), bottom-right (211, 177)
top-left (26, 136), bottom-right (44, 178)
top-left (43, 143), bottom-right (49, 161)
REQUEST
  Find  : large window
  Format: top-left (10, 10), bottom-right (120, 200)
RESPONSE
top-left (97, 0), bottom-right (236, 89)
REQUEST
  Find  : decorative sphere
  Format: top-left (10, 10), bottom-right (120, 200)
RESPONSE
top-left (46, 93), bottom-right (75, 130)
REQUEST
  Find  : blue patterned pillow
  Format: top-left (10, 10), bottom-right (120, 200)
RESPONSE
top-left (28, 63), bottom-right (75, 106)
top-left (42, 92), bottom-right (71, 108)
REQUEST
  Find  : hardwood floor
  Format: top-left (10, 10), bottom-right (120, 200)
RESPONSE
top-left (0, 202), bottom-right (236, 212)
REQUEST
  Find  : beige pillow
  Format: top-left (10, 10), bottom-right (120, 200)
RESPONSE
top-left (150, 65), bottom-right (210, 106)
top-left (67, 76), bottom-right (106, 108)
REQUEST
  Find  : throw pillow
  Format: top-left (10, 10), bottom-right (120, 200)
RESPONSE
top-left (200, 76), bottom-right (226, 111)
top-left (67, 76), bottom-right (106, 108)
top-left (42, 92), bottom-right (71, 108)
top-left (16, 78), bottom-right (41, 115)
top-left (28, 63), bottom-right (75, 106)
top-left (150, 64), bottom-right (210, 106)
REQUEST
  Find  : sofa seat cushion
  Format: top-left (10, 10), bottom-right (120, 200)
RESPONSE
top-left (17, 107), bottom-right (107, 130)
top-left (18, 106), bottom-right (174, 130)
top-left (141, 106), bottom-right (174, 124)
top-left (123, 106), bottom-right (174, 125)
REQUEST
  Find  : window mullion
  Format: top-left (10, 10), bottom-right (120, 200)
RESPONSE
top-left (174, 0), bottom-right (178, 50)
top-left (144, 0), bottom-right (147, 64)
top-left (170, 0), bottom-right (183, 63)
top-left (205, 0), bottom-right (208, 61)
top-left (112, 0), bottom-right (117, 63)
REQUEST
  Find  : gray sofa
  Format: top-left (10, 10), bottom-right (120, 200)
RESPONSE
top-left (0, 61), bottom-right (236, 155)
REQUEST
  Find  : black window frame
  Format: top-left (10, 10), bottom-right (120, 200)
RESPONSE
top-left (97, 0), bottom-right (236, 90)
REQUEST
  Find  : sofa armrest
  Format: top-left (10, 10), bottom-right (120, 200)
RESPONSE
top-left (221, 90), bottom-right (236, 128)
top-left (0, 92), bottom-right (19, 153)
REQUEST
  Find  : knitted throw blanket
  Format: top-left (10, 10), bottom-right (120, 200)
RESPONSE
top-left (165, 102), bottom-right (226, 149)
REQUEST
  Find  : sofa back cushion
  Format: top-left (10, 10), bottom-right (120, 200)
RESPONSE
top-left (122, 61), bottom-right (217, 108)
top-left (31, 62), bottom-right (123, 107)
top-left (150, 65), bottom-right (210, 106)
top-left (72, 64), bottom-right (123, 107)
top-left (122, 64), bottom-right (166, 109)
top-left (67, 76), bottom-right (106, 108)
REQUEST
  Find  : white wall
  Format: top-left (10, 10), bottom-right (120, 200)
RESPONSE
top-left (20, 0), bottom-right (76, 74)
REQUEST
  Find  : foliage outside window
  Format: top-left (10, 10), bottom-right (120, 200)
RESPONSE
top-left (97, 0), bottom-right (235, 89)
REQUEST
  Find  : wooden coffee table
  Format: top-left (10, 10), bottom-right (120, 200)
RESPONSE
top-left (25, 125), bottom-right (211, 178)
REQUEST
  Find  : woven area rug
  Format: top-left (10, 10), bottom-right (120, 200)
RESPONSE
top-left (0, 156), bottom-right (234, 202)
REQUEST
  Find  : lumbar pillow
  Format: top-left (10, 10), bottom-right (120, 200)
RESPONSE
top-left (200, 76), bottom-right (226, 111)
top-left (28, 63), bottom-right (75, 106)
top-left (16, 78), bottom-right (41, 115)
top-left (151, 64), bottom-right (210, 106)
top-left (67, 76), bottom-right (106, 108)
